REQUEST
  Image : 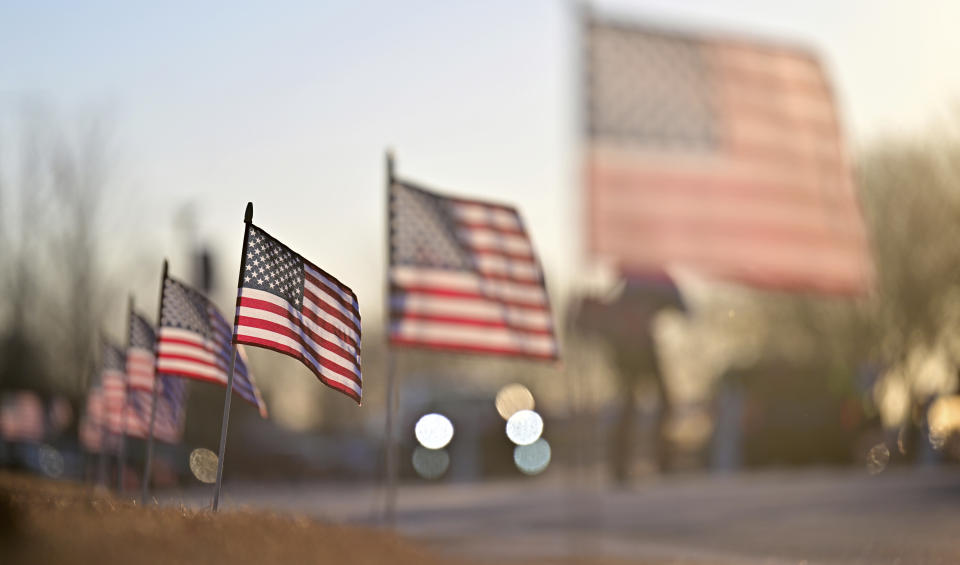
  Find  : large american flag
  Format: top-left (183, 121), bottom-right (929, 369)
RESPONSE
top-left (157, 275), bottom-right (267, 417)
top-left (233, 224), bottom-right (362, 403)
top-left (584, 18), bottom-right (872, 294)
top-left (388, 180), bottom-right (558, 360)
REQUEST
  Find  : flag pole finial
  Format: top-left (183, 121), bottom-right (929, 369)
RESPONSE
top-left (244, 202), bottom-right (253, 223)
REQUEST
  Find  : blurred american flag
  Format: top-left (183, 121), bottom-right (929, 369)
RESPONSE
top-left (584, 18), bottom-right (872, 294)
top-left (389, 180), bottom-right (558, 360)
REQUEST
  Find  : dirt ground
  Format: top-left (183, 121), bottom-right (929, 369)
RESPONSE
top-left (0, 472), bottom-right (645, 565)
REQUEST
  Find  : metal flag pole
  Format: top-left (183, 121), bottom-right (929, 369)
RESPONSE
top-left (118, 295), bottom-right (133, 492)
top-left (141, 259), bottom-right (168, 504)
top-left (212, 202), bottom-right (253, 512)
top-left (383, 150), bottom-right (399, 525)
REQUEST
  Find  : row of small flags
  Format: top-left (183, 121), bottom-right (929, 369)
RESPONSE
top-left (66, 155), bottom-right (558, 508)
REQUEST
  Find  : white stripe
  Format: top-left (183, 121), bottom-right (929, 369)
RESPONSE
top-left (236, 305), bottom-right (360, 377)
top-left (234, 326), bottom-right (361, 396)
top-left (238, 287), bottom-right (360, 351)
top-left (391, 320), bottom-right (556, 356)
top-left (389, 293), bottom-right (552, 331)
top-left (390, 266), bottom-right (548, 305)
top-left (304, 263), bottom-right (360, 312)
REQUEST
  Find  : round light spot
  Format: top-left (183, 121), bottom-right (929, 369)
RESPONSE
top-left (495, 384), bottom-right (535, 420)
top-left (189, 448), bottom-right (219, 484)
top-left (415, 413), bottom-right (454, 450)
top-left (514, 438), bottom-right (551, 475)
top-left (37, 445), bottom-right (64, 478)
top-left (412, 446), bottom-right (450, 480)
top-left (506, 410), bottom-right (543, 446)
top-left (866, 443), bottom-right (890, 475)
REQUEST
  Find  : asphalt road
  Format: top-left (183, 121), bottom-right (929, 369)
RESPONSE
top-left (170, 467), bottom-right (960, 565)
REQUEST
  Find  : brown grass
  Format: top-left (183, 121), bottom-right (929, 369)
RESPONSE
top-left (0, 472), bottom-right (662, 565)
top-left (0, 472), bottom-right (450, 565)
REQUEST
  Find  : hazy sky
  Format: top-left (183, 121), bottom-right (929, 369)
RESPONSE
top-left (2, 0), bottom-right (959, 323)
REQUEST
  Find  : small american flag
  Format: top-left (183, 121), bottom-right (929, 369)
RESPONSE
top-left (584, 18), bottom-right (872, 294)
top-left (0, 391), bottom-right (44, 443)
top-left (388, 180), bottom-right (558, 360)
top-left (157, 275), bottom-right (267, 417)
top-left (79, 386), bottom-right (105, 452)
top-left (101, 340), bottom-right (127, 437)
top-left (233, 223), bottom-right (362, 403)
top-left (127, 311), bottom-right (156, 392)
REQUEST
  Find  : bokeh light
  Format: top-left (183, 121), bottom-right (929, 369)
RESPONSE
top-left (514, 438), bottom-right (551, 475)
top-left (866, 443), bottom-right (890, 475)
top-left (37, 445), bottom-right (64, 478)
top-left (928, 395), bottom-right (960, 449)
top-left (415, 413), bottom-right (454, 449)
top-left (412, 446), bottom-right (450, 480)
top-left (506, 409), bottom-right (543, 446)
top-left (189, 448), bottom-right (219, 484)
top-left (495, 383), bottom-right (535, 420)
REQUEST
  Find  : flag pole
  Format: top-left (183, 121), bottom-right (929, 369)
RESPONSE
top-left (383, 149), bottom-right (399, 525)
top-left (212, 202), bottom-right (253, 512)
top-left (141, 259), bottom-right (168, 505)
top-left (118, 295), bottom-right (133, 492)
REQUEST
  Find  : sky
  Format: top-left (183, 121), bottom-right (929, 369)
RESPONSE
top-left (2, 0), bottom-right (959, 326)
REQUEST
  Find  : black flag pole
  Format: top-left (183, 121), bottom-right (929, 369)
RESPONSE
top-left (383, 150), bottom-right (399, 525)
top-left (141, 258), bottom-right (168, 504)
top-left (118, 295), bottom-right (134, 493)
top-left (212, 202), bottom-right (253, 512)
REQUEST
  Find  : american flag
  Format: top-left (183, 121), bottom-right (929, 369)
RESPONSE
top-left (233, 223), bottom-right (362, 403)
top-left (101, 340), bottom-right (127, 437)
top-left (0, 391), bottom-right (44, 443)
top-left (584, 18), bottom-right (872, 294)
top-left (79, 386), bottom-right (105, 452)
top-left (388, 180), bottom-right (558, 360)
top-left (157, 275), bottom-right (267, 417)
top-left (127, 311), bottom-right (157, 392)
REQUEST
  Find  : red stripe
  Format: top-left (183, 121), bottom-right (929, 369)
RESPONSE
top-left (304, 270), bottom-right (361, 321)
top-left (389, 336), bottom-right (558, 361)
top-left (236, 315), bottom-right (361, 384)
top-left (390, 312), bottom-right (555, 336)
top-left (390, 286), bottom-right (549, 312)
top-left (237, 295), bottom-right (359, 351)
top-left (302, 285), bottom-right (361, 336)
top-left (590, 166), bottom-right (852, 209)
top-left (235, 335), bottom-right (361, 404)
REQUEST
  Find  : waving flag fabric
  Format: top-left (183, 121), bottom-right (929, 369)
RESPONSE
top-left (101, 340), bottom-right (127, 436)
top-left (388, 179), bottom-right (558, 360)
top-left (584, 18), bottom-right (872, 294)
top-left (157, 275), bottom-right (267, 417)
top-left (233, 224), bottom-right (362, 403)
top-left (127, 312), bottom-right (156, 392)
